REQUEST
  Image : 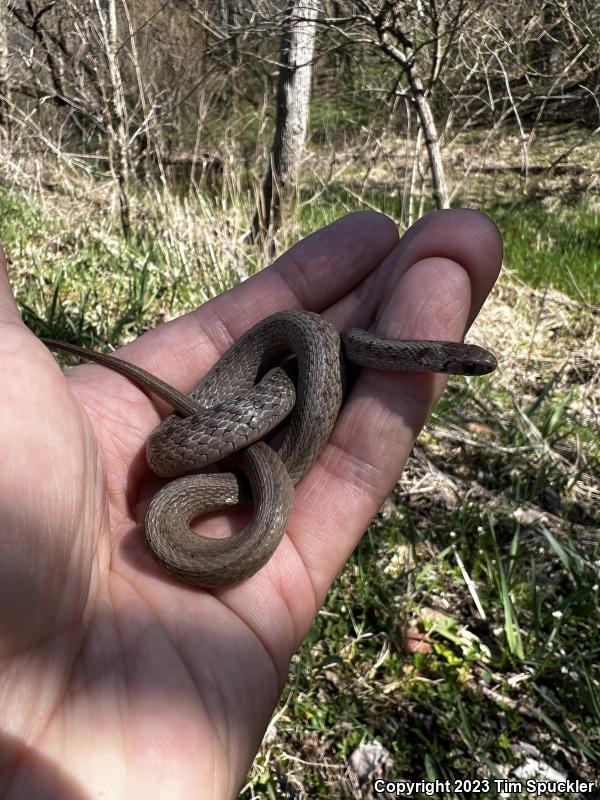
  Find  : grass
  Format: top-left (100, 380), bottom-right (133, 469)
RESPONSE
top-left (299, 186), bottom-right (600, 306)
top-left (1, 122), bottom-right (599, 798)
top-left (491, 201), bottom-right (600, 306)
top-left (2, 181), bottom-right (266, 346)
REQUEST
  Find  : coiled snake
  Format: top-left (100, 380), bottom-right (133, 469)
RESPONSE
top-left (42, 309), bottom-right (496, 587)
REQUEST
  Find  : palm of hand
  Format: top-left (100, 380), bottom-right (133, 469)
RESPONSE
top-left (0, 210), bottom-right (501, 798)
top-left (2, 317), bottom-right (285, 800)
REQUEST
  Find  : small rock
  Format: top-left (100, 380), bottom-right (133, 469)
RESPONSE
top-left (511, 740), bottom-right (567, 782)
top-left (349, 740), bottom-right (390, 785)
top-left (512, 757), bottom-right (566, 782)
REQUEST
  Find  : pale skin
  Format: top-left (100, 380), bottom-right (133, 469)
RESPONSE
top-left (0, 209), bottom-right (502, 798)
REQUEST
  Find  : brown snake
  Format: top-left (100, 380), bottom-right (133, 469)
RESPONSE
top-left (42, 309), bottom-right (497, 588)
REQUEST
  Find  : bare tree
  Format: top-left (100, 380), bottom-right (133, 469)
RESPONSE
top-left (253, 0), bottom-right (320, 243)
top-left (2, 0), bottom-right (598, 227)
top-left (318, 0), bottom-right (485, 210)
top-left (442, 0), bottom-right (600, 200)
top-left (312, 0), bottom-right (599, 212)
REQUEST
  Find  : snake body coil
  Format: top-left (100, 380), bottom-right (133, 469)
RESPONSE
top-left (42, 309), bottom-right (496, 588)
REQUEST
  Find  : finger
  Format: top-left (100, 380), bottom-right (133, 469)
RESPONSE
top-left (325, 208), bottom-right (503, 333)
top-left (276, 222), bottom-right (501, 609)
top-left (384, 208), bottom-right (503, 330)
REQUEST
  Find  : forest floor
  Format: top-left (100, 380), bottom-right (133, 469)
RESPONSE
top-left (0, 121), bottom-right (598, 799)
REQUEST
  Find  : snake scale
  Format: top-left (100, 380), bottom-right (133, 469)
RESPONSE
top-left (42, 309), bottom-right (497, 588)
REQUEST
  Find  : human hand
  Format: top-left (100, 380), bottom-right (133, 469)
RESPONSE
top-left (0, 209), bottom-right (502, 798)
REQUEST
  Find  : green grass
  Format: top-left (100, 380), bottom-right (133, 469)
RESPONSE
top-left (490, 201), bottom-right (600, 306)
top-left (3, 184), bottom-right (264, 347)
top-left (0, 191), bottom-right (45, 253)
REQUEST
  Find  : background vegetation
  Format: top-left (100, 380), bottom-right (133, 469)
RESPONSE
top-left (0, 1), bottom-right (598, 797)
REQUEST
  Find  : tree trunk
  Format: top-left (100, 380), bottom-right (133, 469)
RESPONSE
top-left (97, 0), bottom-right (131, 236)
top-left (0, 0), bottom-right (9, 130)
top-left (252, 0), bottom-right (319, 244)
top-left (108, 0), bottom-right (130, 236)
top-left (405, 64), bottom-right (449, 210)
